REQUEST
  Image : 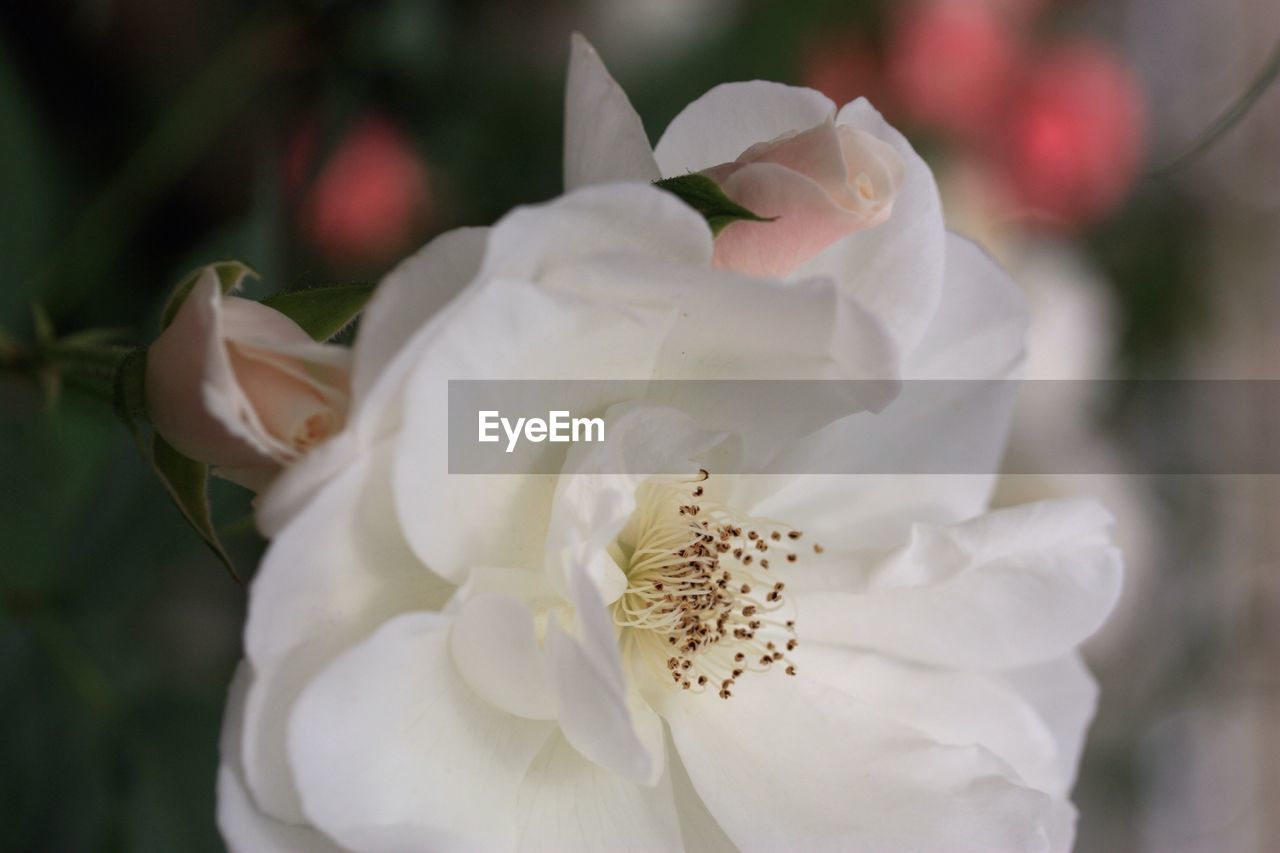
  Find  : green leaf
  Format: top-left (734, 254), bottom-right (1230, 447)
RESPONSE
top-left (150, 434), bottom-right (239, 582)
top-left (112, 348), bottom-right (148, 452)
top-left (653, 173), bottom-right (775, 236)
top-left (160, 261), bottom-right (258, 330)
top-left (259, 282), bottom-right (376, 341)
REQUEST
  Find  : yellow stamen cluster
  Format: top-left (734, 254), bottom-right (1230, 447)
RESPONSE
top-left (613, 471), bottom-right (815, 699)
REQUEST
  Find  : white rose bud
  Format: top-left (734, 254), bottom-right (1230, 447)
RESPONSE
top-left (145, 268), bottom-right (352, 489)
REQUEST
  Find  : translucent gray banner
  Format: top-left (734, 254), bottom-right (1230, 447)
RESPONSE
top-left (446, 380), bottom-right (1280, 475)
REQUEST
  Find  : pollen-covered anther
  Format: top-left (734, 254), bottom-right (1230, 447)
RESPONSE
top-left (613, 472), bottom-right (809, 699)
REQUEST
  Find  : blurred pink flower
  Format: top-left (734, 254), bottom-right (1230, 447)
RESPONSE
top-left (289, 115), bottom-right (433, 266)
top-left (886, 0), bottom-right (1023, 139)
top-left (1001, 42), bottom-right (1147, 227)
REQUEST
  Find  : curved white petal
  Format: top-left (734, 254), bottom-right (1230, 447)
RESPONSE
top-left (516, 732), bottom-right (681, 852)
top-left (289, 612), bottom-right (555, 852)
top-left (393, 275), bottom-right (672, 584)
top-left (796, 499), bottom-right (1124, 670)
top-left (479, 183), bottom-right (713, 282)
top-left (542, 255), bottom-right (899, 385)
top-left (241, 442), bottom-right (453, 823)
top-left (450, 591), bottom-right (557, 720)
top-left (353, 227), bottom-right (489, 412)
top-left (547, 562), bottom-right (666, 786)
top-left (1004, 654), bottom-right (1100, 796)
top-left (654, 81), bottom-right (835, 175)
top-left (795, 99), bottom-right (946, 356)
top-left (906, 233), bottom-right (1028, 379)
top-left (667, 733), bottom-right (738, 853)
top-left (256, 228), bottom-right (489, 535)
top-left (664, 675), bottom-right (1053, 852)
top-left (564, 34), bottom-right (661, 189)
top-left (795, 645), bottom-right (1062, 793)
top-left (734, 232), bottom-right (1028, 547)
top-left (217, 664), bottom-right (344, 853)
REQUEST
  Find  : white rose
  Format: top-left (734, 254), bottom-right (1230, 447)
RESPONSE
top-left (217, 37), bottom-right (1122, 852)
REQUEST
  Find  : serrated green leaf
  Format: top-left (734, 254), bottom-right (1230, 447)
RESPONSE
top-left (151, 434), bottom-right (239, 582)
top-left (112, 348), bottom-right (148, 453)
top-left (653, 173), bottom-right (775, 236)
top-left (259, 282), bottom-right (376, 341)
top-left (160, 261), bottom-right (258, 330)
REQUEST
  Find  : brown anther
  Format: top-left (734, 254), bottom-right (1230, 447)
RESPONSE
top-left (788, 530), bottom-right (803, 540)
top-left (770, 531), bottom-right (782, 541)
top-left (785, 665), bottom-right (797, 676)
top-left (786, 554), bottom-right (798, 563)
top-left (786, 639), bottom-right (798, 651)
top-left (813, 543), bottom-right (825, 554)
top-left (740, 584), bottom-right (752, 594)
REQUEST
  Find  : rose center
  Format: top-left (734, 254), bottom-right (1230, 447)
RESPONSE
top-left (612, 471), bottom-right (813, 699)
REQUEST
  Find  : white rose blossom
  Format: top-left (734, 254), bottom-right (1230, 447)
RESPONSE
top-left (216, 37), bottom-right (1123, 852)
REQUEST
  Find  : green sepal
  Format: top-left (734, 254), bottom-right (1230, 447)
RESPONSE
top-left (160, 260), bottom-right (259, 330)
top-left (653, 173), bottom-right (775, 236)
top-left (151, 433), bottom-right (239, 582)
top-left (259, 282), bottom-right (376, 341)
top-left (111, 347), bottom-right (148, 453)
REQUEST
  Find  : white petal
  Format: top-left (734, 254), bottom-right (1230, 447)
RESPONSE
top-left (516, 732), bottom-right (682, 852)
top-left (392, 275), bottom-right (672, 584)
top-left (450, 591), bottom-right (557, 720)
top-left (241, 442), bottom-right (453, 823)
top-left (289, 612), bottom-right (555, 852)
top-left (353, 226), bottom-right (489, 414)
top-left (796, 499), bottom-right (1124, 669)
top-left (543, 255), bottom-right (899, 384)
top-left (735, 233), bottom-right (1028, 547)
top-left (257, 228), bottom-right (489, 535)
top-left (217, 663), bottom-right (344, 853)
top-left (564, 34), bottom-right (661, 189)
top-left (795, 645), bottom-right (1062, 793)
top-left (1004, 654), bottom-right (1100, 796)
top-left (653, 81), bottom-right (835, 175)
top-left (795, 99), bottom-right (946, 356)
top-left (479, 183), bottom-right (712, 281)
top-left (664, 675), bottom-right (1054, 852)
top-left (546, 562), bottom-right (665, 786)
top-left (906, 233), bottom-right (1028, 379)
top-left (666, 733), bottom-right (738, 853)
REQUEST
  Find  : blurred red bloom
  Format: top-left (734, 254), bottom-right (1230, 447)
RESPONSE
top-left (1002, 42), bottom-right (1146, 227)
top-left (886, 0), bottom-right (1024, 139)
top-left (288, 115), bottom-right (433, 267)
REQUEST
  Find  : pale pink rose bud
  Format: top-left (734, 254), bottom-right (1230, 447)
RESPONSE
top-left (145, 268), bottom-right (352, 489)
top-left (702, 117), bottom-right (906, 277)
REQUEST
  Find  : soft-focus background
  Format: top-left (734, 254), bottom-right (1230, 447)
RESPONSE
top-left (1, 1), bottom-right (1277, 850)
